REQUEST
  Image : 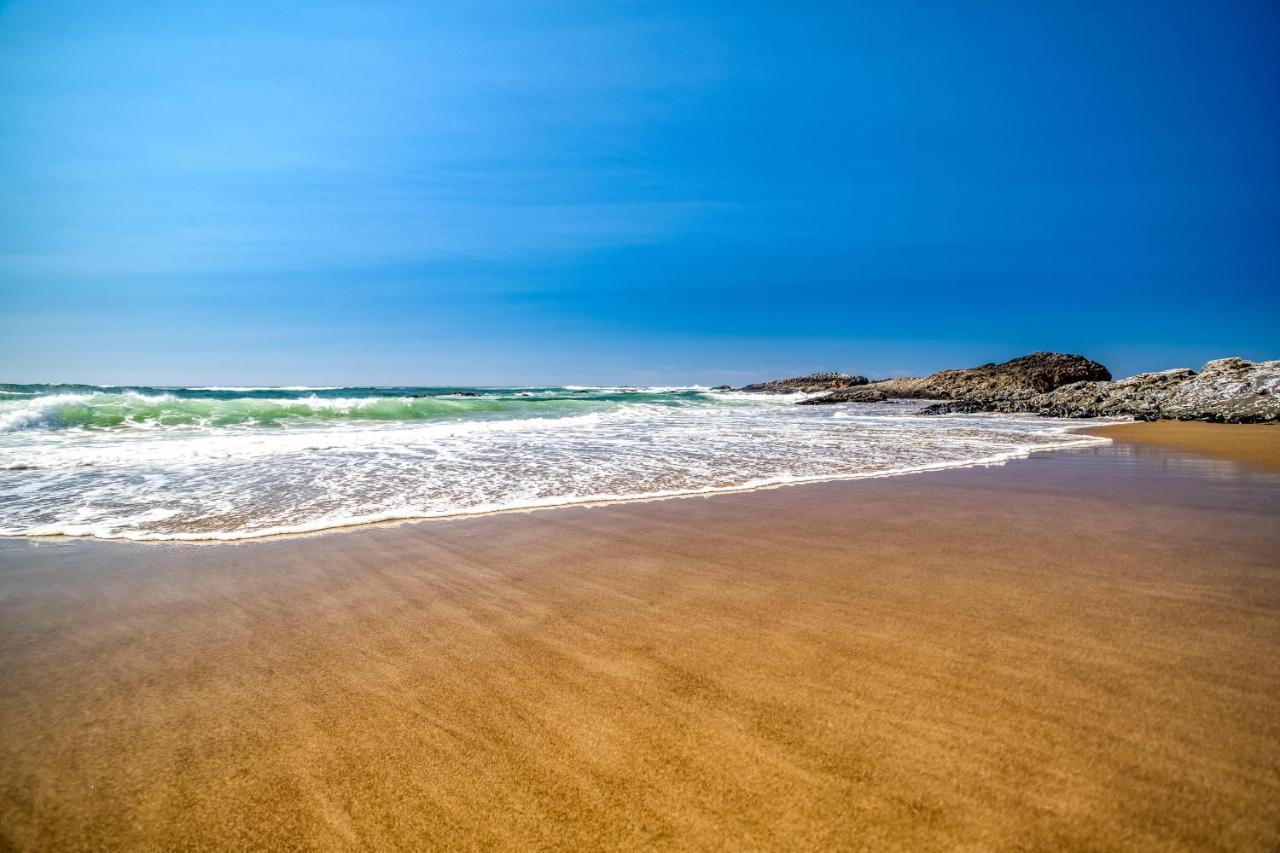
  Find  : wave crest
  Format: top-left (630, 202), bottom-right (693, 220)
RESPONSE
top-left (0, 388), bottom-right (720, 432)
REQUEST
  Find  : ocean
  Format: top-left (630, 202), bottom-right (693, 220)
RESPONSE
top-left (0, 383), bottom-right (1107, 541)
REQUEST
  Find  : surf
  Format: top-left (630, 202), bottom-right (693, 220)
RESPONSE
top-left (0, 385), bottom-right (1109, 541)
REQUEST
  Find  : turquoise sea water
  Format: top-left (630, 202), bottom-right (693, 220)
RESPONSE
top-left (0, 384), bottom-right (703, 431)
top-left (0, 384), bottom-right (1107, 540)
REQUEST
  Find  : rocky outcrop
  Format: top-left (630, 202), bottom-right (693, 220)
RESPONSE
top-left (921, 358), bottom-right (1279, 423)
top-left (743, 352), bottom-right (1278, 422)
top-left (740, 372), bottom-right (869, 394)
top-left (919, 369), bottom-right (1192, 417)
top-left (802, 352), bottom-right (1110, 404)
top-left (797, 386), bottom-right (888, 405)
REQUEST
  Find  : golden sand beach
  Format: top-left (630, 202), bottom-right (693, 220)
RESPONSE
top-left (1, 428), bottom-right (1278, 851)
top-left (1083, 420), bottom-right (1280, 472)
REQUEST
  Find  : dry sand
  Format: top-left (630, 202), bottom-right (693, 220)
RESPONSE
top-left (1083, 420), bottom-right (1280, 472)
top-left (1, 440), bottom-right (1279, 851)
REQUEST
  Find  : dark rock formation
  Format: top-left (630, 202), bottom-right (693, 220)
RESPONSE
top-left (740, 372), bottom-right (869, 394)
top-left (797, 386), bottom-right (888, 405)
top-left (803, 352), bottom-right (1110, 404)
top-left (922, 369), bottom-right (1195, 418)
top-left (744, 352), bottom-right (1278, 422)
top-left (920, 358), bottom-right (1279, 423)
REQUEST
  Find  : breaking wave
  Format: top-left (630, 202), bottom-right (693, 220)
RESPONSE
top-left (0, 384), bottom-right (714, 432)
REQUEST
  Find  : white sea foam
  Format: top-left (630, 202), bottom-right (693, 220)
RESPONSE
top-left (0, 392), bottom-right (1112, 541)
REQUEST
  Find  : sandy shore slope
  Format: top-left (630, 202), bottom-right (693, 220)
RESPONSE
top-left (1083, 420), bottom-right (1280, 471)
top-left (1, 441), bottom-right (1278, 850)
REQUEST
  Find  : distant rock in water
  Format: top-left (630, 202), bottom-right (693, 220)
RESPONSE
top-left (739, 372), bottom-right (869, 394)
top-left (923, 358), bottom-right (1280, 423)
top-left (803, 352), bottom-right (1111, 404)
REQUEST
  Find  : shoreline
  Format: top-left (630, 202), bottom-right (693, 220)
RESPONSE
top-left (2, 440), bottom-right (1278, 849)
top-left (5, 419), bottom-right (1277, 547)
top-left (1081, 420), bottom-right (1280, 472)
top-left (5, 425), bottom-right (1113, 545)
top-left (14, 417), bottom-right (1280, 547)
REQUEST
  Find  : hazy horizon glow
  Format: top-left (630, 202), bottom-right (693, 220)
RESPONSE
top-left (2, 0), bottom-right (1277, 385)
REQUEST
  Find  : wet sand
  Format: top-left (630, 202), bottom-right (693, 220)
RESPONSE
top-left (1083, 420), bottom-right (1280, 472)
top-left (1, 441), bottom-right (1279, 851)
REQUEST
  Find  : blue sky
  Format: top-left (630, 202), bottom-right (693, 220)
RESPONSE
top-left (1, 0), bottom-right (1277, 385)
